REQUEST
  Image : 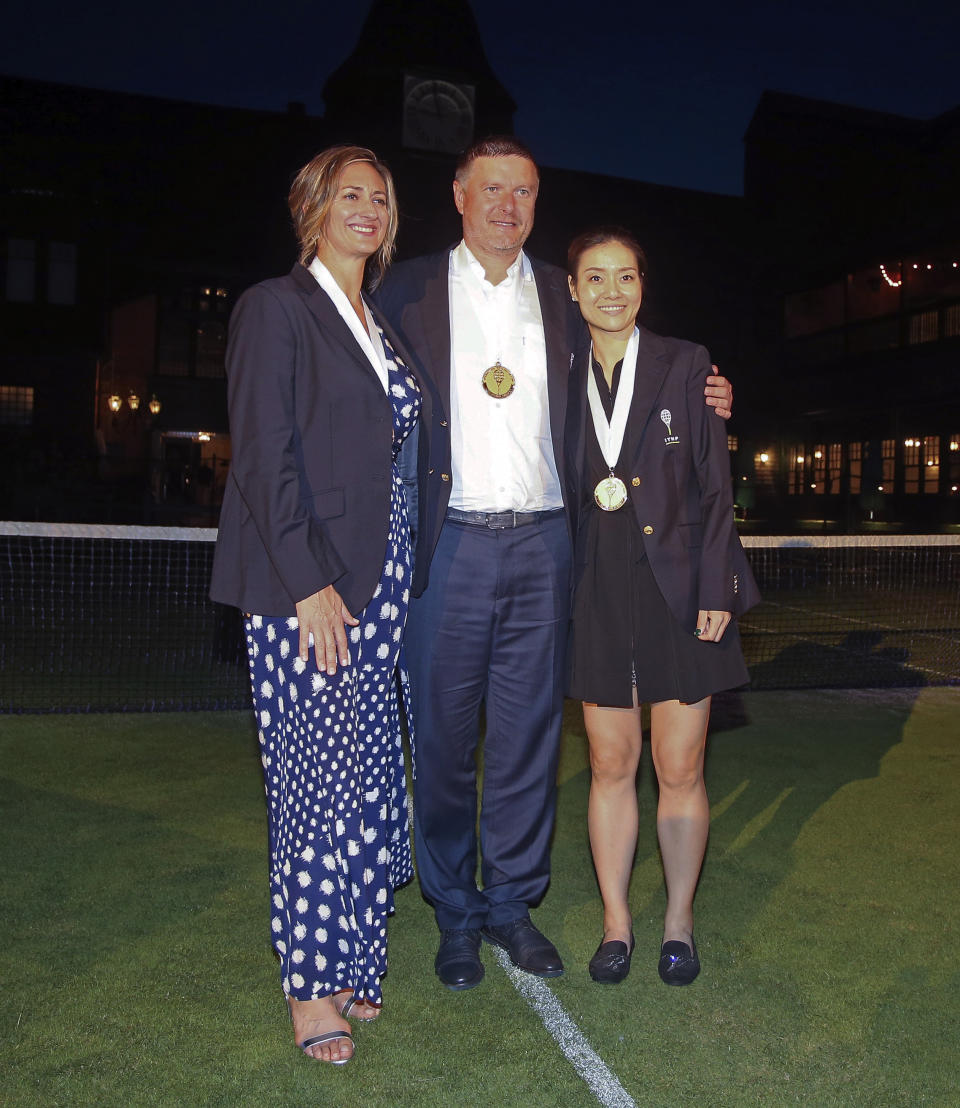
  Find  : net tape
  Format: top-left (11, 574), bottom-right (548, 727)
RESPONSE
top-left (2, 525), bottom-right (958, 713)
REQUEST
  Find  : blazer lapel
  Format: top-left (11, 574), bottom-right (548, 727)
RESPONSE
top-left (533, 259), bottom-right (574, 475)
top-left (413, 252), bottom-right (454, 419)
top-left (628, 327), bottom-right (671, 453)
top-left (289, 264), bottom-right (385, 390)
top-left (368, 299), bottom-right (434, 426)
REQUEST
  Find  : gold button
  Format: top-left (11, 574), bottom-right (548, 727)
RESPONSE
top-left (441, 473), bottom-right (450, 482)
top-left (631, 477), bottom-right (641, 487)
top-left (643, 524), bottom-right (654, 535)
top-left (428, 468), bottom-right (434, 475)
top-left (440, 420), bottom-right (448, 427)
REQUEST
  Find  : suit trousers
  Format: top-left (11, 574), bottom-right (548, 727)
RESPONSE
top-left (405, 512), bottom-right (571, 930)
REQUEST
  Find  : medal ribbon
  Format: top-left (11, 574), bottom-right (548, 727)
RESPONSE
top-left (586, 327), bottom-right (639, 473)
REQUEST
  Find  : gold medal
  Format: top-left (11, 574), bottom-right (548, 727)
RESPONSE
top-left (594, 475), bottom-right (628, 512)
top-left (481, 361), bottom-right (516, 399)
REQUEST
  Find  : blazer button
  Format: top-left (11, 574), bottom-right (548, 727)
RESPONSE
top-left (440, 419), bottom-right (448, 427)
top-left (643, 524), bottom-right (654, 535)
top-left (428, 467), bottom-right (434, 475)
top-left (631, 477), bottom-right (641, 487)
top-left (441, 473), bottom-right (450, 482)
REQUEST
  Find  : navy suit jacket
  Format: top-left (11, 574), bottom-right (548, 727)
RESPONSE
top-left (566, 327), bottom-right (760, 629)
top-left (210, 263), bottom-right (431, 617)
top-left (375, 248), bottom-right (581, 595)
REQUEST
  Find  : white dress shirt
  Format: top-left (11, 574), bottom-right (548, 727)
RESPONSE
top-left (447, 242), bottom-right (563, 512)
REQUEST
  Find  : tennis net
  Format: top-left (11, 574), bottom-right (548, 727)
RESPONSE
top-left (1, 525), bottom-right (958, 713)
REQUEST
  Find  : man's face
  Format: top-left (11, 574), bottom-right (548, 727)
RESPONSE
top-left (453, 155), bottom-right (539, 266)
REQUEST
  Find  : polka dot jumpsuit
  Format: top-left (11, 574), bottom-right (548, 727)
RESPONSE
top-left (244, 331), bottom-right (420, 1005)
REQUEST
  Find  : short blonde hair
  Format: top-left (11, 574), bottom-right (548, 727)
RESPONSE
top-left (288, 145), bottom-right (399, 288)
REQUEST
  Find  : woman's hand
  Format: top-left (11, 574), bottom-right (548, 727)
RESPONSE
top-left (695, 610), bottom-right (731, 643)
top-left (704, 368), bottom-right (733, 420)
top-left (295, 586), bottom-right (360, 675)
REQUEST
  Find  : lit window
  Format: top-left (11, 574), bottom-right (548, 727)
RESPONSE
top-left (0, 385), bottom-right (34, 426)
top-left (922, 436), bottom-right (940, 494)
top-left (903, 438), bottom-right (920, 494)
top-left (848, 441), bottom-right (862, 495)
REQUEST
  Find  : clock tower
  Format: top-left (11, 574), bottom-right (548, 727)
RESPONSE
top-left (321, 0), bottom-right (515, 155)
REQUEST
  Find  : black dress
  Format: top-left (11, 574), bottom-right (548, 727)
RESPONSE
top-left (567, 357), bottom-right (750, 708)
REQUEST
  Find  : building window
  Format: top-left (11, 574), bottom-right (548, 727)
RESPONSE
top-left (48, 242), bottom-right (77, 305)
top-left (810, 445), bottom-right (826, 495)
top-left (0, 385), bottom-right (34, 426)
top-left (195, 322), bottom-right (226, 379)
top-left (788, 447), bottom-right (805, 495)
top-left (6, 239), bottom-right (37, 303)
top-left (848, 441), bottom-right (862, 495)
top-left (827, 443), bottom-right (842, 494)
top-left (881, 439), bottom-right (895, 492)
top-left (903, 437), bottom-right (921, 494)
top-left (922, 436), bottom-right (940, 494)
top-left (754, 450), bottom-right (775, 488)
top-left (908, 310), bottom-right (938, 344)
top-left (727, 434), bottom-right (738, 453)
top-left (948, 435), bottom-right (960, 494)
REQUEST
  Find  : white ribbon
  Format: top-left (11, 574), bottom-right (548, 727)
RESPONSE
top-left (586, 327), bottom-right (639, 473)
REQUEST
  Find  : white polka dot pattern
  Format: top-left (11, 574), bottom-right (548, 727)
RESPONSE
top-left (244, 332), bottom-right (420, 1005)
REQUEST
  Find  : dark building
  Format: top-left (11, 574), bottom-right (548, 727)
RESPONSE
top-left (741, 91), bottom-right (960, 530)
top-left (1, 4), bottom-right (957, 529)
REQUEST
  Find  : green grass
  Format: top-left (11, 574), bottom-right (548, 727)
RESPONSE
top-left (2, 689), bottom-right (958, 1106)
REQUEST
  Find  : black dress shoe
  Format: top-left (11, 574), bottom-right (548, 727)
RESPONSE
top-left (588, 932), bottom-right (635, 984)
top-left (658, 938), bottom-right (700, 986)
top-left (481, 917), bottom-right (564, 978)
top-left (435, 928), bottom-right (484, 990)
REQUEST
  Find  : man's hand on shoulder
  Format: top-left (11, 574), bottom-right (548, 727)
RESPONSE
top-left (705, 367), bottom-right (733, 420)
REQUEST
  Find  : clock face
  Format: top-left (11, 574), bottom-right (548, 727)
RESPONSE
top-left (402, 77), bottom-right (475, 154)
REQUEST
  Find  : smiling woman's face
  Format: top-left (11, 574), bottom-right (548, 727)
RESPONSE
top-left (318, 161), bottom-right (389, 264)
top-left (568, 240), bottom-right (644, 342)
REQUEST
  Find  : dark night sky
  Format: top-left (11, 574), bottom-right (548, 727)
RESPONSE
top-left (3, 1), bottom-right (958, 196)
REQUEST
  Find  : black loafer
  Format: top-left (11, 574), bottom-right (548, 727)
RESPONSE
top-left (658, 938), bottom-right (700, 986)
top-left (435, 928), bottom-right (484, 990)
top-left (481, 916), bottom-right (564, 978)
top-left (588, 932), bottom-right (635, 984)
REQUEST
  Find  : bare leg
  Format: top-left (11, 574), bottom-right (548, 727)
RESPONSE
top-left (649, 697), bottom-right (711, 946)
top-left (583, 693), bottom-right (643, 945)
top-left (287, 994), bottom-right (353, 1063)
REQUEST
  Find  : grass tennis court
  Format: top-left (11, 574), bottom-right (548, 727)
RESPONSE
top-left (2, 687), bottom-right (957, 1106)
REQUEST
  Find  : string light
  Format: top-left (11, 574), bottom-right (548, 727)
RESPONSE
top-left (880, 263), bottom-right (902, 288)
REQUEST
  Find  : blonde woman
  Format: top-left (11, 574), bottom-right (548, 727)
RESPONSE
top-left (212, 147), bottom-right (430, 1062)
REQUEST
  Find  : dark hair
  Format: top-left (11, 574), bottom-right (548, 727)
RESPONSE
top-left (455, 135), bottom-right (539, 183)
top-left (567, 226), bottom-right (648, 282)
top-left (288, 144), bottom-right (398, 288)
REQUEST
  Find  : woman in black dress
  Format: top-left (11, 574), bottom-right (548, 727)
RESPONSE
top-left (565, 227), bottom-right (759, 986)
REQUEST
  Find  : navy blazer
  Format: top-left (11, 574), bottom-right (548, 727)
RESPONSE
top-left (375, 248), bottom-right (581, 595)
top-left (210, 263), bottom-right (431, 617)
top-left (566, 327), bottom-right (760, 629)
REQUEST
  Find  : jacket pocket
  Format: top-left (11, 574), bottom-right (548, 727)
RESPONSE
top-left (309, 487), bottom-right (345, 520)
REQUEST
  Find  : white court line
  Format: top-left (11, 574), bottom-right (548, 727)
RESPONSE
top-left (492, 947), bottom-right (637, 1108)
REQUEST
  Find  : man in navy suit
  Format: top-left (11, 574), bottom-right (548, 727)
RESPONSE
top-left (375, 136), bottom-right (732, 989)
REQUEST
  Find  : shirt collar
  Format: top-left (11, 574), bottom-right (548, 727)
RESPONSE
top-left (453, 240), bottom-right (530, 290)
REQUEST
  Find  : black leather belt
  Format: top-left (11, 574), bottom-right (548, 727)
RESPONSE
top-left (445, 507), bottom-right (565, 530)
